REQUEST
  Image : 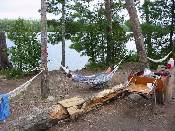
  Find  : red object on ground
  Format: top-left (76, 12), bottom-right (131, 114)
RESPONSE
top-left (167, 64), bottom-right (171, 69)
top-left (128, 75), bottom-right (169, 93)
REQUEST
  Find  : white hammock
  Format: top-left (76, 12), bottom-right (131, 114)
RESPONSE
top-left (147, 51), bottom-right (172, 63)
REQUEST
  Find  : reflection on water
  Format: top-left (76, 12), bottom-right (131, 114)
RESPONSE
top-left (47, 40), bottom-right (89, 71)
top-left (6, 39), bottom-right (89, 71)
top-left (6, 35), bottom-right (136, 71)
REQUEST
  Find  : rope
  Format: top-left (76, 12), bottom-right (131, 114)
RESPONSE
top-left (147, 51), bottom-right (172, 63)
top-left (8, 69), bottom-right (44, 99)
top-left (108, 58), bottom-right (124, 76)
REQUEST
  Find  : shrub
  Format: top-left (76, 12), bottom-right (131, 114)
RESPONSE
top-left (7, 18), bottom-right (41, 74)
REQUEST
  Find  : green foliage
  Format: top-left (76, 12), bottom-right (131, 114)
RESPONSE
top-left (0, 68), bottom-right (24, 79)
top-left (125, 51), bottom-right (139, 62)
top-left (47, 0), bottom-right (128, 66)
top-left (123, 20), bottom-right (132, 32)
top-left (85, 62), bottom-right (108, 70)
top-left (138, 0), bottom-right (175, 69)
top-left (47, 19), bottom-right (80, 44)
top-left (46, 0), bottom-right (174, 68)
top-left (69, 1), bottom-right (128, 65)
top-left (140, 0), bottom-right (174, 60)
top-left (0, 19), bottom-right (41, 32)
top-left (0, 19), bottom-right (15, 32)
top-left (47, 0), bottom-right (76, 44)
top-left (7, 18), bottom-right (41, 73)
top-left (0, 19), bottom-right (55, 32)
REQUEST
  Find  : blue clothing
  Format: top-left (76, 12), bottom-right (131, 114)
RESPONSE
top-left (72, 73), bottom-right (110, 85)
top-left (0, 94), bottom-right (11, 121)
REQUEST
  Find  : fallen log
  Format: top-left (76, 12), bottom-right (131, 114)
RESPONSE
top-left (5, 84), bottom-right (124, 131)
top-left (5, 104), bottom-right (69, 131)
top-left (82, 84), bottom-right (124, 112)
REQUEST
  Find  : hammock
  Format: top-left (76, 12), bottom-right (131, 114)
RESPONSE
top-left (147, 51), bottom-right (172, 63)
top-left (61, 60), bottom-right (123, 87)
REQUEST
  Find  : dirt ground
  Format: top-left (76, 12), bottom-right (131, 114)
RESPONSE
top-left (0, 76), bottom-right (28, 94)
top-left (0, 62), bottom-right (175, 131)
top-left (50, 91), bottom-right (175, 131)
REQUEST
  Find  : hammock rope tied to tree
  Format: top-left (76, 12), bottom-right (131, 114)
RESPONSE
top-left (61, 59), bottom-right (124, 87)
top-left (147, 51), bottom-right (172, 63)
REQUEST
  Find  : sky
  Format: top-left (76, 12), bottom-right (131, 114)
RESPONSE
top-left (0, 0), bottom-right (147, 20)
top-left (0, 0), bottom-right (55, 19)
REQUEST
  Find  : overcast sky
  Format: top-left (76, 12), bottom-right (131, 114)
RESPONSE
top-left (0, 0), bottom-right (148, 20)
top-left (0, 0), bottom-right (98, 20)
top-left (0, 0), bottom-right (56, 19)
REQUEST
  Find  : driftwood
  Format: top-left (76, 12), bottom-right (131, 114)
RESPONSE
top-left (5, 84), bottom-right (124, 131)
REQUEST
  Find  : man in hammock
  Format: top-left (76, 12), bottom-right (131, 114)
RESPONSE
top-left (61, 57), bottom-right (124, 86)
top-left (66, 66), bottom-right (114, 78)
top-left (61, 65), bottom-right (115, 85)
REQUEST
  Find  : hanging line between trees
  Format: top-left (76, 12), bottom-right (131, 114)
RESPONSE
top-left (147, 51), bottom-right (172, 63)
top-left (7, 68), bottom-right (44, 99)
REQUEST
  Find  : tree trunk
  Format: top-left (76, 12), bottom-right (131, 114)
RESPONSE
top-left (125, 0), bottom-right (148, 68)
top-left (0, 32), bottom-right (11, 68)
top-left (169, 0), bottom-right (175, 53)
top-left (143, 0), bottom-right (153, 57)
top-left (105, 0), bottom-right (113, 65)
top-left (41, 0), bottom-right (50, 98)
top-left (61, 0), bottom-right (66, 67)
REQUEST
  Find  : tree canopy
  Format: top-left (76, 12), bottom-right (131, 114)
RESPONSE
top-left (1, 0), bottom-right (174, 72)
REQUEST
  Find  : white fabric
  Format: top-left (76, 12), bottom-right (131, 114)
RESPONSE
top-left (147, 83), bottom-right (154, 91)
top-left (167, 58), bottom-right (174, 68)
top-left (61, 65), bottom-right (70, 74)
top-left (147, 51), bottom-right (172, 63)
top-left (143, 68), bottom-right (152, 76)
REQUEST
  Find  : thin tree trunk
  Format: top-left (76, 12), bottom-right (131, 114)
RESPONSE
top-left (105, 0), bottom-right (113, 65)
top-left (169, 0), bottom-right (175, 52)
top-left (125, 0), bottom-right (148, 68)
top-left (0, 32), bottom-right (11, 68)
top-left (41, 0), bottom-right (50, 98)
top-left (61, 0), bottom-right (66, 67)
top-left (144, 0), bottom-right (152, 57)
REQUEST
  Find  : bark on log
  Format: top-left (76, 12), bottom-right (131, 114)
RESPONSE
top-left (5, 104), bottom-right (69, 131)
top-left (0, 32), bottom-right (11, 68)
top-left (5, 84), bottom-right (124, 131)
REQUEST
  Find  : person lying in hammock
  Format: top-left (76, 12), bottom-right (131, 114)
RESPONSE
top-left (61, 58), bottom-right (124, 86)
top-left (61, 65), bottom-right (115, 85)
top-left (65, 66), bottom-right (114, 78)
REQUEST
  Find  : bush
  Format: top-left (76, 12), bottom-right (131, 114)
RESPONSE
top-left (7, 18), bottom-right (41, 74)
top-left (125, 51), bottom-right (139, 62)
top-left (85, 62), bottom-right (107, 70)
top-left (0, 68), bottom-right (24, 79)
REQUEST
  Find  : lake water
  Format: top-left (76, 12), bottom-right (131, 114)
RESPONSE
top-left (6, 39), bottom-right (89, 71)
top-left (6, 38), bottom-right (136, 71)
